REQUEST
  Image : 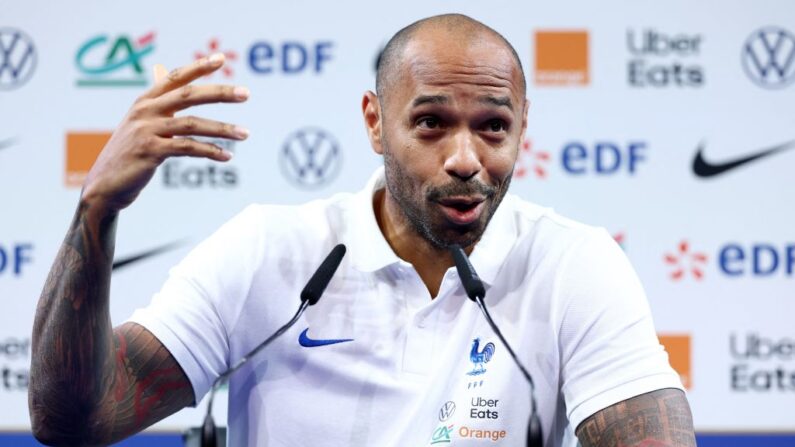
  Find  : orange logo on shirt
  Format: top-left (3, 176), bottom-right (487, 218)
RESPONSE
top-left (534, 31), bottom-right (590, 86)
top-left (65, 132), bottom-right (112, 187)
top-left (658, 334), bottom-right (692, 389)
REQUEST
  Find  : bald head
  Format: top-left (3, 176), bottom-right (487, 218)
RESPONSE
top-left (376, 14), bottom-right (526, 106)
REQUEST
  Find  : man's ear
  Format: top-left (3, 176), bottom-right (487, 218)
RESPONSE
top-left (362, 90), bottom-right (384, 155)
top-left (520, 98), bottom-right (530, 137)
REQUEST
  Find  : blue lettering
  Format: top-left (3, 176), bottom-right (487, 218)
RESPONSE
top-left (14, 244), bottom-right (32, 275)
top-left (248, 42), bottom-right (275, 74)
top-left (719, 244), bottom-right (744, 276)
top-left (561, 143), bottom-right (587, 174)
top-left (315, 41), bottom-right (333, 73)
top-left (788, 246), bottom-right (795, 275)
top-left (753, 244), bottom-right (779, 276)
top-left (627, 142), bottom-right (647, 174)
top-left (282, 41), bottom-right (307, 74)
top-left (595, 143), bottom-right (622, 174)
top-left (0, 243), bottom-right (32, 276)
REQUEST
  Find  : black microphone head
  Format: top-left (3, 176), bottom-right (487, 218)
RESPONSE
top-left (301, 244), bottom-right (347, 305)
top-left (527, 412), bottom-right (543, 447)
top-left (449, 244), bottom-right (485, 301)
top-left (201, 412), bottom-right (217, 447)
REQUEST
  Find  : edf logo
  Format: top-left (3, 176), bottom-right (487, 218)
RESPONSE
top-left (0, 243), bottom-right (33, 276)
top-left (562, 141), bottom-right (648, 175)
top-left (720, 244), bottom-right (795, 277)
top-left (666, 239), bottom-right (795, 280)
top-left (248, 41), bottom-right (333, 74)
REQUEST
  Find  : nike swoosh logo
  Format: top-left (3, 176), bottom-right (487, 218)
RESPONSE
top-left (0, 138), bottom-right (17, 150)
top-left (112, 241), bottom-right (183, 271)
top-left (692, 140), bottom-right (795, 178)
top-left (298, 328), bottom-right (354, 348)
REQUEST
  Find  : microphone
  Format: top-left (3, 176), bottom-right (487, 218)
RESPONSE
top-left (449, 244), bottom-right (543, 447)
top-left (200, 244), bottom-right (347, 447)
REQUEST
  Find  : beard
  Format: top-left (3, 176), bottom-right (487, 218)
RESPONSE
top-left (382, 145), bottom-right (512, 250)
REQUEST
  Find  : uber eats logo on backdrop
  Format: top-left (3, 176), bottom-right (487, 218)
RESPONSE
top-left (162, 138), bottom-right (238, 189)
top-left (0, 337), bottom-right (29, 391)
top-left (626, 28), bottom-right (704, 87)
top-left (731, 333), bottom-right (795, 392)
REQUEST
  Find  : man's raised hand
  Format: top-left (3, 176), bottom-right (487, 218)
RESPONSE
top-left (80, 53), bottom-right (249, 213)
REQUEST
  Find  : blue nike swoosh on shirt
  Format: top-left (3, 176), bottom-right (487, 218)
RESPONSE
top-left (298, 328), bottom-right (354, 347)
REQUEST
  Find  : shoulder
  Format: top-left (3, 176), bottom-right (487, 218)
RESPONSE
top-left (238, 191), bottom-right (356, 243)
top-left (502, 194), bottom-right (613, 264)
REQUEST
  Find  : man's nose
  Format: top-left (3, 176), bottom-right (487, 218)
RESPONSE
top-left (444, 132), bottom-right (482, 180)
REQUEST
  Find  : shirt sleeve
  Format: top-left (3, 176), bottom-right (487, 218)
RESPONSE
top-left (556, 228), bottom-right (683, 430)
top-left (127, 205), bottom-right (266, 405)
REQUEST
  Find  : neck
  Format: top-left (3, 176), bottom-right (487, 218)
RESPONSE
top-left (373, 188), bottom-right (462, 298)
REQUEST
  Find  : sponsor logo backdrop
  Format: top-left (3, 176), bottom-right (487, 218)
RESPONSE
top-left (1, 0), bottom-right (793, 438)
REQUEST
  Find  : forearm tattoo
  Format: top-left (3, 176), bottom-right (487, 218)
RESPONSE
top-left (29, 203), bottom-right (191, 444)
top-left (576, 388), bottom-right (697, 447)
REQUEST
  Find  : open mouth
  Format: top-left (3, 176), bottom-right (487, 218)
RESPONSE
top-left (437, 197), bottom-right (486, 225)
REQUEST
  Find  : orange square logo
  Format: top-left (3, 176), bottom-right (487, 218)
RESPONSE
top-left (534, 31), bottom-right (589, 86)
top-left (658, 334), bottom-right (692, 389)
top-left (65, 132), bottom-right (112, 187)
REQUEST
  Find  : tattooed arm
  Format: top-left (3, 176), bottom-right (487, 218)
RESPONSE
top-left (29, 54), bottom-right (249, 445)
top-left (29, 203), bottom-right (193, 445)
top-left (576, 388), bottom-right (696, 447)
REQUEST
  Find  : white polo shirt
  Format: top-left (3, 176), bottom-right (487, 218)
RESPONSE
top-left (130, 167), bottom-right (682, 446)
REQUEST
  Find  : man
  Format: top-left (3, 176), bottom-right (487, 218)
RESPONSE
top-left (29, 14), bottom-right (696, 446)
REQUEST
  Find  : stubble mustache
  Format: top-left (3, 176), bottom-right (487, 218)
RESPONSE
top-left (426, 179), bottom-right (498, 202)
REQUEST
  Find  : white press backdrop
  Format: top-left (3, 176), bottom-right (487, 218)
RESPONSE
top-left (1, 0), bottom-right (794, 435)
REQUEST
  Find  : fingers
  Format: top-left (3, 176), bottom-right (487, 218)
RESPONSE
top-left (158, 136), bottom-right (233, 161)
top-left (155, 116), bottom-right (249, 140)
top-left (151, 84), bottom-right (250, 115)
top-left (153, 63), bottom-right (168, 84)
top-left (144, 54), bottom-right (226, 99)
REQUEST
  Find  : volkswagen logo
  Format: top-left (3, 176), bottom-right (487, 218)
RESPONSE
top-left (279, 127), bottom-right (342, 189)
top-left (741, 26), bottom-right (795, 89)
top-left (0, 28), bottom-right (37, 90)
top-left (438, 401), bottom-right (456, 422)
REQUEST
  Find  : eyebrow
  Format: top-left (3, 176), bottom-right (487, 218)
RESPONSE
top-left (478, 95), bottom-right (513, 109)
top-left (411, 95), bottom-right (449, 107)
top-left (410, 94), bottom-right (515, 110)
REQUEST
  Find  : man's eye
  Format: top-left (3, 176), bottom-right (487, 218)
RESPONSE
top-left (486, 119), bottom-right (507, 132)
top-left (417, 117), bottom-right (441, 129)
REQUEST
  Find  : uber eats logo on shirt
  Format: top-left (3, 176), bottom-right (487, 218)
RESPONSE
top-left (469, 396), bottom-right (499, 419)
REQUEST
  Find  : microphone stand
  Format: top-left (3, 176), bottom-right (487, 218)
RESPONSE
top-left (449, 244), bottom-right (543, 447)
top-left (201, 300), bottom-right (309, 447)
top-left (199, 244), bottom-right (346, 447)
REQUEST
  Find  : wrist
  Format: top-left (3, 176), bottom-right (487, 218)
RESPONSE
top-left (78, 189), bottom-right (120, 223)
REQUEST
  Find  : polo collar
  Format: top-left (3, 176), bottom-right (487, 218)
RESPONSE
top-left (344, 167), bottom-right (402, 273)
top-left (344, 167), bottom-right (518, 286)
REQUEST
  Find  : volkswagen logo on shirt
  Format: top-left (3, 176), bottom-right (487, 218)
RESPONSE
top-left (279, 127), bottom-right (342, 189)
top-left (438, 401), bottom-right (456, 422)
top-left (741, 26), bottom-right (795, 89)
top-left (0, 28), bottom-right (37, 90)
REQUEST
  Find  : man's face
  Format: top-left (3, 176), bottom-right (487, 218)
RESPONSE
top-left (377, 31), bottom-right (528, 249)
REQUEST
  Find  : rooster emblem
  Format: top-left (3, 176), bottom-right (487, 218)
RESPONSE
top-left (467, 337), bottom-right (495, 376)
